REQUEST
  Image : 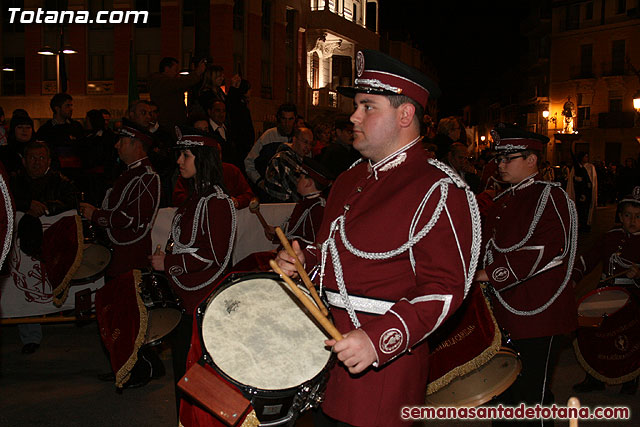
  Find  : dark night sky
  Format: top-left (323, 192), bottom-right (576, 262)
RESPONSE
top-left (378, 0), bottom-right (531, 116)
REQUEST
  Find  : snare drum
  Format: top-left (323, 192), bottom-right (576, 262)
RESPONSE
top-left (139, 271), bottom-right (182, 345)
top-left (426, 347), bottom-right (521, 407)
top-left (196, 272), bottom-right (333, 425)
top-left (426, 284), bottom-right (522, 407)
top-left (574, 286), bottom-right (640, 384)
top-left (71, 243), bottom-right (111, 285)
top-left (577, 286), bottom-right (630, 327)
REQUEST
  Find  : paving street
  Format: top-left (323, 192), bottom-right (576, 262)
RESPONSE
top-left (0, 204), bottom-right (637, 426)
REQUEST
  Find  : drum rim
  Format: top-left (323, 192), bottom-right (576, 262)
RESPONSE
top-left (70, 243), bottom-right (112, 284)
top-left (196, 271), bottom-right (334, 398)
top-left (139, 271), bottom-right (182, 345)
top-left (425, 346), bottom-right (522, 408)
top-left (577, 286), bottom-right (631, 318)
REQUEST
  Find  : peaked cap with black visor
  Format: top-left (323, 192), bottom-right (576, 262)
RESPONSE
top-left (490, 124), bottom-right (549, 155)
top-left (337, 50), bottom-right (441, 109)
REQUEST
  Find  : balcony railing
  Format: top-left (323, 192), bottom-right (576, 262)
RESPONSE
top-left (569, 65), bottom-right (595, 80)
top-left (600, 61), bottom-right (628, 77)
top-left (598, 112), bottom-right (635, 128)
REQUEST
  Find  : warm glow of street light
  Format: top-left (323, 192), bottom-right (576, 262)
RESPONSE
top-left (480, 135), bottom-right (486, 142)
top-left (37, 47), bottom-right (56, 55)
top-left (2, 65), bottom-right (15, 72)
top-left (633, 91), bottom-right (640, 111)
top-left (62, 47), bottom-right (78, 54)
top-left (542, 110), bottom-right (550, 118)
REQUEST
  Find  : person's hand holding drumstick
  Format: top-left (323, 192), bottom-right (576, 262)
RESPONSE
top-left (149, 244), bottom-right (165, 271)
top-left (274, 241), bottom-right (378, 374)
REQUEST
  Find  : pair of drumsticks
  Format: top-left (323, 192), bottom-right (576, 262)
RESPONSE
top-left (269, 227), bottom-right (343, 342)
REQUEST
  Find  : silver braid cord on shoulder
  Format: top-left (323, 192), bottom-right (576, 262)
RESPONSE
top-left (0, 175), bottom-right (14, 269)
top-left (105, 172), bottom-right (161, 245)
top-left (171, 186), bottom-right (237, 291)
top-left (487, 186), bottom-right (578, 316)
top-left (318, 158), bottom-right (482, 329)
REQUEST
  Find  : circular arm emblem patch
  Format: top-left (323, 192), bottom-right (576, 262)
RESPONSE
top-left (168, 265), bottom-right (184, 276)
top-left (492, 267), bottom-right (510, 282)
top-left (379, 328), bottom-right (403, 354)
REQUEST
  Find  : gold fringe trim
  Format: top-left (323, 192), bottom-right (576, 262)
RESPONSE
top-left (178, 409), bottom-right (258, 427)
top-left (426, 295), bottom-right (502, 395)
top-left (572, 338), bottom-right (640, 385)
top-left (53, 215), bottom-right (84, 307)
top-left (115, 269), bottom-right (149, 388)
top-left (240, 410), bottom-right (260, 427)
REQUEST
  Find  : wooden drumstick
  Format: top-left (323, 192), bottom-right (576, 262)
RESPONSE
top-left (249, 198), bottom-right (272, 233)
top-left (270, 259), bottom-right (343, 341)
top-left (567, 396), bottom-right (580, 427)
top-left (599, 265), bottom-right (636, 283)
top-left (275, 227), bottom-right (329, 317)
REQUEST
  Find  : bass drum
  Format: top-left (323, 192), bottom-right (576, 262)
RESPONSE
top-left (197, 272), bottom-right (333, 426)
top-left (426, 284), bottom-right (522, 407)
top-left (139, 271), bottom-right (182, 345)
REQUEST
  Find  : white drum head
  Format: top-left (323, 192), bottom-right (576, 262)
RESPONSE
top-left (73, 244), bottom-right (111, 281)
top-left (578, 288), bottom-right (629, 318)
top-left (426, 349), bottom-right (522, 408)
top-left (202, 278), bottom-right (331, 390)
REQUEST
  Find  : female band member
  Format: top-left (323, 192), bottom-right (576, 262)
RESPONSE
top-left (149, 127), bottom-right (236, 416)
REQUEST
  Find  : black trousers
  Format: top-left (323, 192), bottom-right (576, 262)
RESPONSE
top-left (493, 335), bottom-right (559, 426)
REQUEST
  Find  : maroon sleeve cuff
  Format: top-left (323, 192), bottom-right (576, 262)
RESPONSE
top-left (165, 253), bottom-right (186, 277)
top-left (92, 209), bottom-right (111, 228)
top-left (360, 313), bottom-right (407, 366)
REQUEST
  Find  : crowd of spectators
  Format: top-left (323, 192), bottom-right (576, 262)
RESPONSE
top-left (2, 59), bottom-right (639, 241)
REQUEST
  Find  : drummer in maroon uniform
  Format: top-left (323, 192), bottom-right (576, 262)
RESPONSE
top-left (571, 188), bottom-right (640, 395)
top-left (79, 122), bottom-right (160, 278)
top-left (149, 127), bottom-right (236, 415)
top-left (475, 124), bottom-right (579, 424)
top-left (276, 50), bottom-right (480, 427)
top-left (79, 122), bottom-right (162, 387)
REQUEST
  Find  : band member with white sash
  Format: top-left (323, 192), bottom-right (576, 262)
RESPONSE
top-left (276, 50), bottom-right (481, 427)
top-left (80, 123), bottom-right (160, 278)
top-left (571, 188), bottom-right (640, 395)
top-left (149, 127), bottom-right (236, 419)
top-left (475, 124), bottom-right (579, 425)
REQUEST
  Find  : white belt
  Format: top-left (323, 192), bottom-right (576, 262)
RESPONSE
top-left (325, 290), bottom-right (394, 315)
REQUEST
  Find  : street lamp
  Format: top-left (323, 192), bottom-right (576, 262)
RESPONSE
top-left (2, 65), bottom-right (15, 72)
top-left (37, 45), bottom-right (76, 93)
top-left (634, 90), bottom-right (640, 112)
top-left (543, 110), bottom-right (557, 129)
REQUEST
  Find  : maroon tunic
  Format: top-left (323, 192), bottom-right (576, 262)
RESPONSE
top-left (308, 141), bottom-right (477, 426)
top-left (92, 157), bottom-right (160, 277)
top-left (283, 193), bottom-right (325, 245)
top-left (573, 227), bottom-right (640, 288)
top-left (172, 163), bottom-right (254, 209)
top-left (483, 176), bottom-right (578, 340)
top-left (0, 161), bottom-right (15, 271)
top-left (164, 186), bottom-right (235, 314)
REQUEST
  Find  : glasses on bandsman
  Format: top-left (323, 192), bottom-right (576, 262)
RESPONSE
top-left (493, 154), bottom-right (526, 164)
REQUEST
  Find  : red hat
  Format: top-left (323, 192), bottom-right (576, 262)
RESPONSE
top-left (490, 124), bottom-right (549, 153)
top-left (337, 50), bottom-right (440, 109)
top-left (175, 126), bottom-right (222, 149)
top-left (118, 124), bottom-right (153, 147)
